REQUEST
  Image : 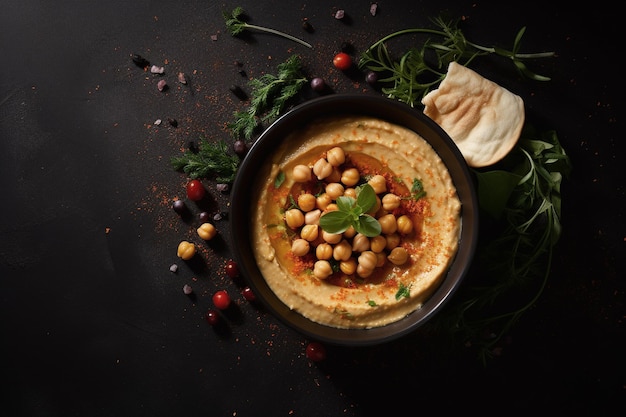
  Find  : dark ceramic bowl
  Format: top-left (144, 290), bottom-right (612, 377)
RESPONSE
top-left (230, 94), bottom-right (478, 346)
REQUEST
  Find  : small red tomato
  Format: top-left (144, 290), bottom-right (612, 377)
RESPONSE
top-left (242, 286), bottom-right (256, 302)
top-left (186, 179), bottom-right (206, 201)
top-left (212, 290), bottom-right (231, 310)
top-left (333, 52), bottom-right (352, 71)
top-left (305, 341), bottom-right (327, 362)
top-left (225, 259), bottom-right (239, 278)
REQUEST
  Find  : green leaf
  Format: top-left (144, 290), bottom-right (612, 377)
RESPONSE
top-left (474, 169), bottom-right (522, 219)
top-left (319, 210), bottom-right (352, 234)
top-left (356, 214), bottom-right (382, 237)
top-left (356, 183), bottom-right (377, 213)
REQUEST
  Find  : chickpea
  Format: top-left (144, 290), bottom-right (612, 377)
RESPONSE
top-left (298, 193), bottom-right (317, 212)
top-left (325, 182), bottom-right (345, 199)
top-left (313, 260), bottom-right (333, 279)
top-left (388, 247), bottom-right (409, 265)
top-left (357, 251), bottom-right (378, 271)
top-left (378, 213), bottom-right (398, 234)
top-left (343, 225), bottom-right (357, 239)
top-left (313, 158), bottom-right (333, 180)
top-left (291, 239), bottom-right (310, 256)
top-left (385, 233), bottom-right (401, 250)
top-left (305, 209), bottom-right (321, 225)
top-left (316, 193), bottom-right (332, 210)
top-left (370, 235), bottom-right (387, 253)
top-left (292, 164), bottom-right (312, 182)
top-left (351, 233), bottom-right (370, 252)
top-left (339, 258), bottom-right (357, 275)
top-left (285, 208), bottom-right (305, 229)
top-left (396, 215), bottom-right (414, 235)
top-left (375, 252), bottom-right (386, 267)
top-left (300, 224), bottom-right (319, 241)
top-left (176, 241), bottom-right (196, 260)
top-left (197, 222), bottom-right (217, 240)
top-left (343, 187), bottom-right (357, 199)
top-left (356, 264), bottom-right (374, 278)
top-left (326, 146), bottom-right (346, 166)
top-left (315, 243), bottom-right (333, 260)
top-left (382, 193), bottom-right (401, 211)
top-left (340, 168), bottom-right (360, 187)
top-left (333, 240), bottom-right (353, 261)
top-left (368, 174), bottom-right (387, 194)
top-left (322, 230), bottom-right (342, 244)
top-left (324, 203), bottom-right (339, 212)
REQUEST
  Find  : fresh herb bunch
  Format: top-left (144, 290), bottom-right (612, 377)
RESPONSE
top-left (227, 55), bottom-right (308, 140)
top-left (170, 139), bottom-right (240, 183)
top-left (319, 184), bottom-right (382, 237)
top-left (224, 6), bottom-right (312, 49)
top-left (427, 126), bottom-right (572, 362)
top-left (359, 17), bottom-right (555, 107)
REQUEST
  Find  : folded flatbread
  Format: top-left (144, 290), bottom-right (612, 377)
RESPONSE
top-left (421, 62), bottom-right (524, 167)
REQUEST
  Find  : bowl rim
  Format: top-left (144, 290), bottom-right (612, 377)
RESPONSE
top-left (230, 93), bottom-right (479, 346)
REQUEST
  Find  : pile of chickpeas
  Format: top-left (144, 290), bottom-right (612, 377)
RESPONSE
top-left (285, 146), bottom-right (414, 281)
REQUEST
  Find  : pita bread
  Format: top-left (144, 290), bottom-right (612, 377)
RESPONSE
top-left (421, 62), bottom-right (524, 167)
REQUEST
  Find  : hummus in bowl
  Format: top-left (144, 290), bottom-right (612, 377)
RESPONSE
top-left (231, 94), bottom-right (478, 345)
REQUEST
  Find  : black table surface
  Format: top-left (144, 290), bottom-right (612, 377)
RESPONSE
top-left (1, 1), bottom-right (624, 416)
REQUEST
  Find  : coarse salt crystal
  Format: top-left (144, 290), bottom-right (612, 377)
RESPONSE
top-left (150, 65), bottom-right (165, 74)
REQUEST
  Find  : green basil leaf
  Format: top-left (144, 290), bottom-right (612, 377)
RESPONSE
top-left (319, 210), bottom-right (352, 234)
top-left (356, 183), bottom-right (377, 213)
top-left (355, 214), bottom-right (382, 237)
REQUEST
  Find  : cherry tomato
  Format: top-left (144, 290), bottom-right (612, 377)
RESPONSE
top-left (212, 290), bottom-right (231, 310)
top-left (333, 52), bottom-right (352, 71)
top-left (305, 341), bottom-right (327, 362)
top-left (186, 179), bottom-right (206, 201)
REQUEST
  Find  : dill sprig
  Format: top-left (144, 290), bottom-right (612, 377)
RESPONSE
top-left (426, 127), bottom-right (572, 363)
top-left (224, 6), bottom-right (312, 49)
top-left (359, 17), bottom-right (555, 107)
top-left (170, 139), bottom-right (240, 183)
top-left (228, 54), bottom-right (308, 140)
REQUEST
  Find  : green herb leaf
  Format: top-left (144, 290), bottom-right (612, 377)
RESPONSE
top-left (395, 283), bottom-right (411, 300)
top-left (319, 184), bottom-right (382, 237)
top-left (170, 139), bottom-right (240, 182)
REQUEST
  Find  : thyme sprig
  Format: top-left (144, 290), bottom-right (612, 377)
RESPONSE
top-left (224, 6), bottom-right (312, 49)
top-left (359, 17), bottom-right (555, 107)
top-left (228, 54), bottom-right (308, 140)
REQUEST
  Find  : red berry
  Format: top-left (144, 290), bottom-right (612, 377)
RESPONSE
top-left (205, 309), bottom-right (220, 326)
top-left (186, 179), bottom-right (206, 201)
top-left (242, 286), bottom-right (256, 302)
top-left (212, 290), bottom-right (231, 310)
top-left (225, 259), bottom-right (239, 278)
top-left (305, 341), bottom-right (327, 362)
top-left (333, 52), bottom-right (352, 71)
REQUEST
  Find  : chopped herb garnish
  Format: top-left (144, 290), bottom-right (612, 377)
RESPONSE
top-left (274, 171), bottom-right (286, 188)
top-left (395, 283), bottom-right (412, 300)
top-left (410, 178), bottom-right (427, 200)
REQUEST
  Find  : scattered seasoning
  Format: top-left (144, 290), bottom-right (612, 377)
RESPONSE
top-left (334, 10), bottom-right (345, 20)
top-left (210, 34), bottom-right (218, 41)
top-left (154, 119), bottom-right (162, 126)
top-left (131, 53), bottom-right (149, 68)
top-left (216, 183), bottom-right (229, 193)
top-left (157, 79), bottom-right (167, 91)
top-left (183, 284), bottom-right (193, 295)
top-left (150, 65), bottom-right (165, 74)
top-left (370, 3), bottom-right (378, 16)
top-left (169, 264), bottom-right (179, 273)
top-left (177, 72), bottom-right (187, 84)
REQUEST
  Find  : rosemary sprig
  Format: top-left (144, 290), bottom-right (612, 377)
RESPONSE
top-left (224, 6), bottom-right (312, 49)
top-left (170, 138), bottom-right (240, 183)
top-left (359, 17), bottom-right (555, 107)
top-left (227, 54), bottom-right (308, 140)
